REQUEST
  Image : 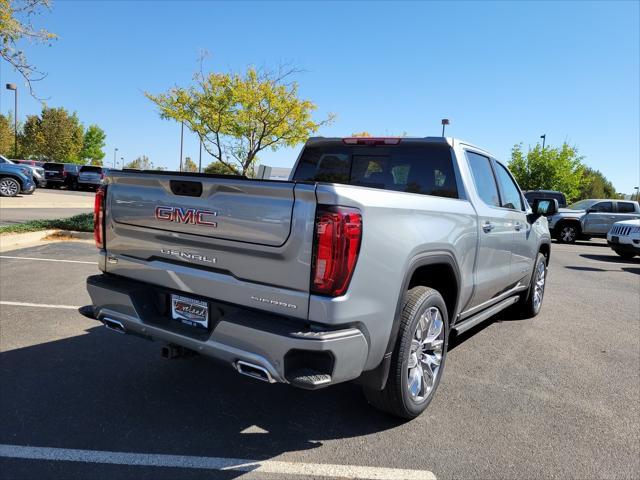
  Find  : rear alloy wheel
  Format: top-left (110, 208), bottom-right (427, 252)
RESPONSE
top-left (364, 286), bottom-right (448, 419)
top-left (557, 223), bottom-right (579, 243)
top-left (0, 177), bottom-right (21, 197)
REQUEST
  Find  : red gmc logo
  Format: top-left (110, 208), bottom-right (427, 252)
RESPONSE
top-left (155, 206), bottom-right (218, 227)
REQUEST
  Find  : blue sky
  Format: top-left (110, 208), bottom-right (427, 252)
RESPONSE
top-left (1, 0), bottom-right (638, 193)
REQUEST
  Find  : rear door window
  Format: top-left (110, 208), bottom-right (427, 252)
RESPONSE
top-left (293, 142), bottom-right (459, 198)
top-left (617, 202), bottom-right (636, 213)
top-left (79, 166), bottom-right (102, 173)
top-left (466, 151), bottom-right (500, 207)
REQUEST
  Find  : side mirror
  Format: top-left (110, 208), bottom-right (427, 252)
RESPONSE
top-left (532, 198), bottom-right (558, 217)
top-left (586, 208), bottom-right (596, 213)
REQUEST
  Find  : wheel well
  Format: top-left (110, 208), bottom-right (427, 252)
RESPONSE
top-left (539, 243), bottom-right (551, 265)
top-left (555, 218), bottom-right (581, 233)
top-left (0, 174), bottom-right (22, 184)
top-left (408, 263), bottom-right (458, 321)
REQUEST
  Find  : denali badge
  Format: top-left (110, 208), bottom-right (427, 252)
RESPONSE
top-left (155, 206), bottom-right (217, 227)
top-left (251, 296), bottom-right (297, 309)
top-left (161, 248), bottom-right (217, 264)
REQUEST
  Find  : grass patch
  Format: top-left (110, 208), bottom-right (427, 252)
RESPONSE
top-left (0, 213), bottom-right (94, 235)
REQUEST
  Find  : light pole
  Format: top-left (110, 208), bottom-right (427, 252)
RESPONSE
top-left (441, 118), bottom-right (450, 137)
top-left (198, 136), bottom-right (202, 173)
top-left (634, 186), bottom-right (639, 201)
top-left (5, 83), bottom-right (17, 157)
top-left (113, 147), bottom-right (118, 168)
top-left (179, 122), bottom-right (184, 172)
top-left (540, 134), bottom-right (546, 149)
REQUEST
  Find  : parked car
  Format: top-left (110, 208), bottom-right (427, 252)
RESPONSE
top-left (524, 189), bottom-right (567, 208)
top-left (77, 165), bottom-right (107, 190)
top-left (12, 159), bottom-right (45, 167)
top-left (607, 219), bottom-right (640, 259)
top-left (0, 155), bottom-right (46, 187)
top-left (548, 199), bottom-right (640, 243)
top-left (43, 162), bottom-right (80, 189)
top-left (0, 162), bottom-right (36, 197)
top-left (83, 136), bottom-right (557, 419)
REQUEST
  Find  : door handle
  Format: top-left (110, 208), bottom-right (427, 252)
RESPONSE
top-left (483, 222), bottom-right (494, 233)
top-left (514, 222), bottom-right (523, 231)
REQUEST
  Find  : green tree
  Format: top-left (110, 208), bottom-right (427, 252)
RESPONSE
top-left (81, 125), bottom-right (106, 163)
top-left (0, 114), bottom-right (14, 155)
top-left (146, 65), bottom-right (334, 175)
top-left (183, 156), bottom-right (198, 172)
top-left (204, 161), bottom-right (239, 175)
top-left (509, 143), bottom-right (585, 202)
top-left (0, 0), bottom-right (57, 96)
top-left (578, 167), bottom-right (618, 200)
top-left (124, 155), bottom-right (153, 170)
top-left (20, 107), bottom-right (84, 162)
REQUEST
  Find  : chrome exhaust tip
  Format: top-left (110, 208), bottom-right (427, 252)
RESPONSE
top-left (102, 317), bottom-right (126, 334)
top-left (234, 360), bottom-right (275, 383)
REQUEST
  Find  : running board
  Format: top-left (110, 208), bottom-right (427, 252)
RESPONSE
top-left (452, 296), bottom-right (520, 335)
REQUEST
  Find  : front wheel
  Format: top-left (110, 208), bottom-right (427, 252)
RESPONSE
top-left (556, 223), bottom-right (579, 243)
top-left (0, 177), bottom-right (21, 197)
top-left (513, 253), bottom-right (547, 318)
top-left (364, 286), bottom-right (448, 419)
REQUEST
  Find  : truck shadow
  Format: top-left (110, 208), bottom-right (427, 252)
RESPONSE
top-left (580, 253), bottom-right (639, 264)
top-left (0, 325), bottom-right (402, 478)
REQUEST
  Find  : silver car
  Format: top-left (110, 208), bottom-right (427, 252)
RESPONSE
top-left (548, 199), bottom-right (640, 243)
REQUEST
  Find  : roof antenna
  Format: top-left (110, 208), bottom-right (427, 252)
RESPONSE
top-left (441, 118), bottom-right (450, 137)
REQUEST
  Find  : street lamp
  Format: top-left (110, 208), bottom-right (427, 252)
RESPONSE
top-left (634, 186), bottom-right (639, 201)
top-left (5, 83), bottom-right (18, 157)
top-left (113, 147), bottom-right (118, 168)
top-left (540, 134), bottom-right (546, 149)
top-left (179, 122), bottom-right (184, 172)
top-left (441, 118), bottom-right (450, 137)
top-left (198, 136), bottom-right (203, 173)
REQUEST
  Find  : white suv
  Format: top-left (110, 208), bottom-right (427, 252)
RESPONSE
top-left (607, 219), bottom-right (640, 259)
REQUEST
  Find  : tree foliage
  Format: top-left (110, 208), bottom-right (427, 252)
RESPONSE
top-left (509, 143), bottom-right (585, 202)
top-left (20, 107), bottom-right (84, 162)
top-left (146, 65), bottom-right (334, 175)
top-left (203, 161), bottom-right (239, 175)
top-left (124, 155), bottom-right (153, 170)
top-left (0, 0), bottom-right (57, 96)
top-left (0, 114), bottom-right (14, 155)
top-left (81, 125), bottom-right (106, 163)
top-left (183, 156), bottom-right (198, 172)
top-left (578, 167), bottom-right (619, 199)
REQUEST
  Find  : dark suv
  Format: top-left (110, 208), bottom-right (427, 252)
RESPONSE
top-left (43, 163), bottom-right (80, 189)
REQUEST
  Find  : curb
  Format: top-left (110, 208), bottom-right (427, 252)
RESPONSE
top-left (0, 230), bottom-right (93, 252)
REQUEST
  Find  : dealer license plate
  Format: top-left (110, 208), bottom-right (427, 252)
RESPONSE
top-left (170, 294), bottom-right (209, 329)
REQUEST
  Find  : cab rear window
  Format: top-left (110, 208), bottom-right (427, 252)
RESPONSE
top-left (292, 142), bottom-right (459, 199)
top-left (80, 166), bottom-right (102, 173)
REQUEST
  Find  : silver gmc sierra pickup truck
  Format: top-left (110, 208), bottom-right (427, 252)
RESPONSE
top-left (83, 136), bottom-right (557, 419)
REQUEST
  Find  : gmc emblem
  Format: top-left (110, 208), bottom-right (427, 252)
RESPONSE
top-left (155, 206), bottom-right (218, 227)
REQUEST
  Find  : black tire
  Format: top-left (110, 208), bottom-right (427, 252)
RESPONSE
top-left (556, 222), bottom-right (579, 243)
top-left (613, 249), bottom-right (637, 259)
top-left (364, 286), bottom-right (449, 419)
top-left (513, 253), bottom-right (547, 319)
top-left (0, 177), bottom-right (21, 197)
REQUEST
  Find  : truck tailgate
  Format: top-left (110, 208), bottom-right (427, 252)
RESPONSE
top-left (103, 172), bottom-right (317, 317)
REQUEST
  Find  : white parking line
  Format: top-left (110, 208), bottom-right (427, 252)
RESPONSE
top-left (0, 255), bottom-right (95, 264)
top-left (0, 444), bottom-right (437, 480)
top-left (0, 301), bottom-right (80, 310)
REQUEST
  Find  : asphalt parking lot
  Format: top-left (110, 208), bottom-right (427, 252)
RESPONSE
top-left (0, 239), bottom-right (638, 479)
top-left (0, 189), bottom-right (94, 226)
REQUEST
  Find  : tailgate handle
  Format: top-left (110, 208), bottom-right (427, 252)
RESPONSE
top-left (170, 180), bottom-right (202, 197)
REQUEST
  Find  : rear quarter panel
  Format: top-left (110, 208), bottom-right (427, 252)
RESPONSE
top-left (311, 184), bottom-right (477, 370)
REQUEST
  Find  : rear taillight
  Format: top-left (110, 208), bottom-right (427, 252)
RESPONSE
top-left (94, 186), bottom-right (106, 249)
top-left (62, 171), bottom-right (68, 177)
top-left (311, 206), bottom-right (362, 297)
